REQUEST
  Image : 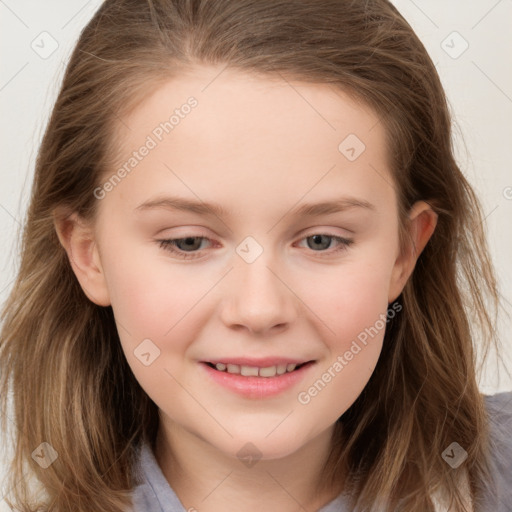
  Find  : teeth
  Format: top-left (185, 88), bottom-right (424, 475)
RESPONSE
top-left (259, 366), bottom-right (276, 377)
top-left (226, 364), bottom-right (240, 374)
top-left (213, 362), bottom-right (302, 377)
top-left (240, 366), bottom-right (259, 377)
top-left (276, 364), bottom-right (287, 375)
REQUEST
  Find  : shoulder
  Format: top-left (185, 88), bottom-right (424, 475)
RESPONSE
top-left (483, 390), bottom-right (512, 456)
top-left (478, 390), bottom-right (512, 511)
top-left (129, 441), bottom-right (187, 512)
top-left (483, 389), bottom-right (512, 417)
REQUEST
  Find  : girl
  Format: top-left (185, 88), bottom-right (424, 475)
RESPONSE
top-left (1, 1), bottom-right (511, 511)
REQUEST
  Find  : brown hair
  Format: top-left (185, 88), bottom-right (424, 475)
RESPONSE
top-left (0, 1), bottom-right (508, 510)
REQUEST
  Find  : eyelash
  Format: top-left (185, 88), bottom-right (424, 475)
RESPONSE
top-left (157, 233), bottom-right (354, 260)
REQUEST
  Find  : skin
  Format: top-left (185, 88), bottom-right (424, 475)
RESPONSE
top-left (55, 65), bottom-right (437, 511)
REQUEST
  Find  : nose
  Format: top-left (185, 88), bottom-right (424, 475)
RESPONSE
top-left (219, 251), bottom-right (298, 336)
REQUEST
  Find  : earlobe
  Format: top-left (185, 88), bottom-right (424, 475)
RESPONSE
top-left (53, 210), bottom-right (111, 307)
top-left (388, 201), bottom-right (438, 303)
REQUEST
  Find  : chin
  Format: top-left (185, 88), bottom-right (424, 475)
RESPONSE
top-left (217, 432), bottom-right (306, 463)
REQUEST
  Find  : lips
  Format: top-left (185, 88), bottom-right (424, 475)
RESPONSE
top-left (200, 359), bottom-right (316, 398)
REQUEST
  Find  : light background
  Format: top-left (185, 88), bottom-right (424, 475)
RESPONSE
top-left (1, 0), bottom-right (511, 506)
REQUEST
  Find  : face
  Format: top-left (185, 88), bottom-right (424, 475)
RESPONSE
top-left (63, 65), bottom-right (435, 462)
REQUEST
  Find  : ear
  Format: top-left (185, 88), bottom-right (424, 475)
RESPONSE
top-left (53, 209), bottom-right (111, 307)
top-left (388, 201), bottom-right (438, 303)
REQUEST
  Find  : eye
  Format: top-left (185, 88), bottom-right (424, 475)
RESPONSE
top-left (157, 233), bottom-right (353, 260)
top-left (158, 236), bottom-right (212, 260)
top-left (296, 234), bottom-right (354, 255)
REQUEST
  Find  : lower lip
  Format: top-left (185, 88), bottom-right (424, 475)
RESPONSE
top-left (200, 361), bottom-right (316, 399)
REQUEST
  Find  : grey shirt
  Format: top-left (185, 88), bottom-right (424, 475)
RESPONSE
top-left (131, 392), bottom-right (512, 511)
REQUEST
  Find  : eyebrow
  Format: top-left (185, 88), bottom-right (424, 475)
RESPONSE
top-left (135, 195), bottom-right (376, 218)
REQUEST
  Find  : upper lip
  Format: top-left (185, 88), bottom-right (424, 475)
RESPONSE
top-left (202, 357), bottom-right (314, 367)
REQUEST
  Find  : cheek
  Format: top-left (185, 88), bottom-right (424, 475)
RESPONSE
top-left (295, 265), bottom-right (390, 422)
top-left (299, 257), bottom-right (393, 344)
top-left (103, 251), bottom-right (207, 402)
top-left (338, 270), bottom-right (390, 341)
top-left (291, 256), bottom-right (393, 417)
top-left (102, 238), bottom-right (207, 337)
top-left (100, 243), bottom-right (221, 399)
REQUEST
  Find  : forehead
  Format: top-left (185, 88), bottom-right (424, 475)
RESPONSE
top-left (102, 65), bottom-right (395, 219)
top-left (117, 65), bottom-right (386, 152)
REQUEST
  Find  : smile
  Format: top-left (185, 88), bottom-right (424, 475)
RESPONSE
top-left (200, 360), bottom-right (317, 399)
top-left (205, 361), bottom-right (309, 377)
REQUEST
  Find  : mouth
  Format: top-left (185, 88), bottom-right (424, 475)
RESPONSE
top-left (200, 358), bottom-right (317, 398)
top-left (202, 360), bottom-right (315, 378)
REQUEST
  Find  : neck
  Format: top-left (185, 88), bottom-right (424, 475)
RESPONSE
top-left (154, 420), bottom-right (344, 512)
